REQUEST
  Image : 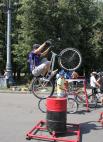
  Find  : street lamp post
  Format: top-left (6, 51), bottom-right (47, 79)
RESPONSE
top-left (6, 0), bottom-right (13, 85)
top-left (0, 0), bottom-right (20, 87)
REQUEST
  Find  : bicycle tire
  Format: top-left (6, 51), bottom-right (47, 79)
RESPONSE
top-left (58, 48), bottom-right (82, 71)
top-left (38, 98), bottom-right (46, 113)
top-left (88, 94), bottom-right (98, 108)
top-left (67, 98), bottom-right (78, 114)
top-left (31, 77), bottom-right (55, 99)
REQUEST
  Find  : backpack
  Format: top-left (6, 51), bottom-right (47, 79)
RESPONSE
top-left (59, 69), bottom-right (72, 79)
top-left (64, 70), bottom-right (72, 79)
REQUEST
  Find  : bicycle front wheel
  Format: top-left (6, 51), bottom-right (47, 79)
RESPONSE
top-left (38, 98), bottom-right (46, 113)
top-left (58, 48), bottom-right (82, 71)
top-left (67, 98), bottom-right (78, 114)
top-left (31, 77), bottom-right (55, 99)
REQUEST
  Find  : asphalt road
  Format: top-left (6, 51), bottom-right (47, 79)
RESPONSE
top-left (0, 92), bottom-right (103, 142)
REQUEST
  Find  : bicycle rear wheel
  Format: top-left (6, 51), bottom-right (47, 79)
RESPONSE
top-left (38, 98), bottom-right (46, 113)
top-left (67, 98), bottom-right (78, 114)
top-left (31, 77), bottom-right (55, 99)
top-left (58, 48), bottom-right (82, 71)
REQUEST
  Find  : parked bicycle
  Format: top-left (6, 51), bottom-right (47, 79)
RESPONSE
top-left (38, 94), bottom-right (78, 114)
top-left (68, 87), bottom-right (103, 109)
top-left (38, 82), bottom-right (83, 114)
top-left (31, 44), bottom-right (82, 99)
top-left (38, 81), bottom-right (103, 113)
top-left (38, 90), bottom-right (100, 113)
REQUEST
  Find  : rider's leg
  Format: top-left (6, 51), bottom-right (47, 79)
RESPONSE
top-left (42, 61), bottom-right (58, 77)
top-left (42, 61), bottom-right (51, 76)
top-left (32, 60), bottom-right (58, 79)
top-left (32, 61), bottom-right (51, 76)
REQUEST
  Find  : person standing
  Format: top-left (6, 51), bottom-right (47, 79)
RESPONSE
top-left (4, 70), bottom-right (10, 88)
top-left (90, 72), bottom-right (100, 94)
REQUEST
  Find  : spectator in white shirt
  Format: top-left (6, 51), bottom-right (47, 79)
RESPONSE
top-left (90, 72), bottom-right (100, 94)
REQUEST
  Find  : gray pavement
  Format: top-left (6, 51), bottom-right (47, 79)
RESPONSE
top-left (0, 92), bottom-right (103, 142)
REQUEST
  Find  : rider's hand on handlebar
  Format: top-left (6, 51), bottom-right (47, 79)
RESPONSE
top-left (45, 40), bottom-right (52, 47)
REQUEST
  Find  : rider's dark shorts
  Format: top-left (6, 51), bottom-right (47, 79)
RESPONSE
top-left (100, 89), bottom-right (103, 93)
top-left (91, 87), bottom-right (97, 94)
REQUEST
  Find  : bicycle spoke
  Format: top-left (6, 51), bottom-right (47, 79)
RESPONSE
top-left (67, 98), bottom-right (78, 114)
top-left (59, 48), bottom-right (82, 71)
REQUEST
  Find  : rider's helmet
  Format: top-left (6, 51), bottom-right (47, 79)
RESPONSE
top-left (33, 44), bottom-right (40, 50)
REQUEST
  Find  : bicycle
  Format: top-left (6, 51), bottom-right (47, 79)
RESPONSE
top-left (66, 79), bottom-right (98, 108)
top-left (38, 80), bottom-right (103, 113)
top-left (70, 89), bottom-right (99, 108)
top-left (87, 89), bottom-right (103, 108)
top-left (31, 46), bottom-right (82, 99)
top-left (38, 79), bottom-right (79, 114)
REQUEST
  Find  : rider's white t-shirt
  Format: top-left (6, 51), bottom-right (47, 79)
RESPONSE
top-left (90, 76), bottom-right (97, 88)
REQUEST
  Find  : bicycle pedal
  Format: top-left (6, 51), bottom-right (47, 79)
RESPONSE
top-left (40, 77), bottom-right (49, 82)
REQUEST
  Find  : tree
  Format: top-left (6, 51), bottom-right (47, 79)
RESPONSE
top-left (74, 0), bottom-right (99, 75)
top-left (0, 1), bottom-right (6, 75)
top-left (12, 0), bottom-right (103, 79)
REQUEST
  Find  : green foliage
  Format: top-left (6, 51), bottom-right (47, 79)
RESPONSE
top-left (0, 0), bottom-right (103, 77)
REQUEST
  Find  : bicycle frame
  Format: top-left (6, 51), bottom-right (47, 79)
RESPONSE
top-left (49, 51), bottom-right (57, 72)
top-left (75, 92), bottom-right (86, 103)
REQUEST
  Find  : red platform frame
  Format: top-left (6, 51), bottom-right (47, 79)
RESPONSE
top-left (98, 112), bottom-right (103, 127)
top-left (26, 120), bottom-right (80, 142)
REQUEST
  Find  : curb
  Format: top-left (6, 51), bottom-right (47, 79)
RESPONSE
top-left (0, 90), bottom-right (30, 94)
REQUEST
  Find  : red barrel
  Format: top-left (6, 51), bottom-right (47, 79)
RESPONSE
top-left (46, 97), bottom-right (67, 133)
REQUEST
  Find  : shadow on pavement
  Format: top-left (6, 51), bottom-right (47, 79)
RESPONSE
top-left (80, 121), bottom-right (103, 142)
top-left (74, 104), bottom-right (103, 115)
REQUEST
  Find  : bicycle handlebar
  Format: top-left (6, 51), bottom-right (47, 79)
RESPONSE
top-left (45, 39), bottom-right (53, 47)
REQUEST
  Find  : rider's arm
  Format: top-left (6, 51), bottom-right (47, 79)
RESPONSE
top-left (34, 42), bottom-right (46, 54)
top-left (96, 81), bottom-right (101, 88)
top-left (34, 40), bottom-right (51, 55)
top-left (94, 78), bottom-right (101, 88)
top-left (41, 47), bottom-right (50, 57)
top-left (97, 78), bottom-right (101, 87)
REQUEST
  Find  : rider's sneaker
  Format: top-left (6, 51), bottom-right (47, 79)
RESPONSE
top-left (41, 69), bottom-right (58, 81)
top-left (42, 77), bottom-right (50, 82)
top-left (41, 89), bottom-right (48, 92)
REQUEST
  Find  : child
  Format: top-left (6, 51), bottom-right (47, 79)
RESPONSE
top-left (56, 71), bottom-right (68, 97)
